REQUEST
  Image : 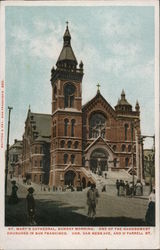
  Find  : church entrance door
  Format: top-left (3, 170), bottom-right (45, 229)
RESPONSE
top-left (90, 148), bottom-right (108, 175)
top-left (64, 170), bottom-right (76, 186)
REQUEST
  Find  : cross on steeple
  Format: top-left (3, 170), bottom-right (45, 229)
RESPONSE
top-left (97, 83), bottom-right (100, 93)
top-left (66, 21), bottom-right (69, 27)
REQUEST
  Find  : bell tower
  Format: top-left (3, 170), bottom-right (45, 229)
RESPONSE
top-left (49, 23), bottom-right (84, 188)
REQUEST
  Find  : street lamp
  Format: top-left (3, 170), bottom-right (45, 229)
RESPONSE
top-left (5, 106), bottom-right (13, 196)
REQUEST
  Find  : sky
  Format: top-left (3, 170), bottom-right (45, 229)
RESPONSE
top-left (5, 5), bottom-right (155, 148)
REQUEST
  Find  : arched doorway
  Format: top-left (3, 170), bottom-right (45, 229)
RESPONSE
top-left (90, 148), bottom-right (108, 175)
top-left (64, 170), bottom-right (76, 186)
top-left (82, 177), bottom-right (86, 189)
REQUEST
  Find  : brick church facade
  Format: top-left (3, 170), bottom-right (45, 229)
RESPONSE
top-left (21, 24), bottom-right (143, 188)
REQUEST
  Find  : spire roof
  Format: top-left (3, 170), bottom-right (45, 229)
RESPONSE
top-left (56, 24), bottom-right (78, 67)
top-left (115, 89), bottom-right (132, 112)
top-left (118, 89), bottom-right (132, 106)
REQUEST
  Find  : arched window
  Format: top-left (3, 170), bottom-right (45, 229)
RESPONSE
top-left (128, 145), bottom-right (132, 152)
top-left (67, 141), bottom-right (72, 148)
top-left (112, 145), bottom-right (117, 152)
top-left (124, 124), bottom-right (129, 140)
top-left (121, 144), bottom-right (126, 152)
top-left (40, 160), bottom-right (42, 167)
top-left (64, 83), bottom-right (76, 108)
top-left (74, 141), bottom-right (79, 149)
top-left (35, 160), bottom-right (37, 167)
top-left (71, 119), bottom-right (75, 137)
top-left (64, 119), bottom-right (69, 136)
top-left (125, 158), bottom-right (129, 167)
top-left (60, 140), bottom-right (65, 148)
top-left (64, 154), bottom-right (68, 164)
top-left (71, 154), bottom-right (75, 164)
top-left (89, 113), bottom-right (106, 138)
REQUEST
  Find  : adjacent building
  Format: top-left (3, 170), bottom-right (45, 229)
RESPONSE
top-left (21, 109), bottom-right (51, 184)
top-left (8, 139), bottom-right (22, 178)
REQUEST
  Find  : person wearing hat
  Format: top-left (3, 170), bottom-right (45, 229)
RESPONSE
top-left (9, 180), bottom-right (19, 204)
top-left (26, 187), bottom-right (36, 225)
top-left (87, 183), bottom-right (99, 219)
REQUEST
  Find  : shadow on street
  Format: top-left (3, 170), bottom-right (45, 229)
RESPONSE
top-left (5, 196), bottom-right (147, 227)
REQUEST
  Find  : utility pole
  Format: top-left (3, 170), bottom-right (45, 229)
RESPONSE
top-left (5, 106), bottom-right (13, 196)
top-left (131, 121), bottom-right (135, 196)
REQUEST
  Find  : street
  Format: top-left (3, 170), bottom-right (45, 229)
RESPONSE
top-left (5, 179), bottom-right (149, 227)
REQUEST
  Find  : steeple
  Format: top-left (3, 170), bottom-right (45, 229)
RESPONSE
top-left (63, 22), bottom-right (71, 47)
top-left (51, 23), bottom-right (83, 84)
top-left (56, 23), bottom-right (78, 69)
top-left (135, 100), bottom-right (140, 112)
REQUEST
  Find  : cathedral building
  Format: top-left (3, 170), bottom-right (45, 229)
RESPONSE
top-left (21, 24), bottom-right (143, 188)
top-left (49, 24), bottom-right (142, 189)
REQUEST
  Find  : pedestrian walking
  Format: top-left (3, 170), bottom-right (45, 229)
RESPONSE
top-left (119, 180), bottom-right (125, 196)
top-left (145, 189), bottom-right (155, 226)
top-left (87, 183), bottom-right (99, 219)
top-left (116, 179), bottom-right (120, 196)
top-left (135, 180), bottom-right (143, 196)
top-left (8, 180), bottom-right (19, 204)
top-left (125, 181), bottom-right (130, 196)
top-left (26, 187), bottom-right (36, 226)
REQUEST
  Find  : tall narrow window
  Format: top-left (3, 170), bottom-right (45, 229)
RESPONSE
top-left (128, 145), bottom-right (132, 152)
top-left (60, 140), bottom-right (65, 148)
top-left (71, 119), bottom-right (75, 137)
top-left (124, 124), bottom-right (128, 140)
top-left (74, 141), bottom-right (79, 149)
top-left (64, 119), bottom-right (69, 136)
top-left (64, 154), bottom-right (68, 164)
top-left (121, 144), bottom-right (126, 152)
top-left (71, 154), bottom-right (75, 164)
top-left (125, 158), bottom-right (129, 167)
top-left (53, 85), bottom-right (57, 99)
top-left (64, 83), bottom-right (76, 108)
top-left (67, 141), bottom-right (72, 148)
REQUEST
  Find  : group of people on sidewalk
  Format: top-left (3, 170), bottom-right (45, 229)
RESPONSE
top-left (116, 179), bottom-right (143, 197)
top-left (8, 179), bottom-right (155, 225)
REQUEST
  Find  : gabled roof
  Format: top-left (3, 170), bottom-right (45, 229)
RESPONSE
top-left (30, 112), bottom-right (51, 138)
top-left (82, 91), bottom-right (116, 118)
top-left (25, 108), bottom-right (51, 142)
top-left (85, 136), bottom-right (114, 154)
